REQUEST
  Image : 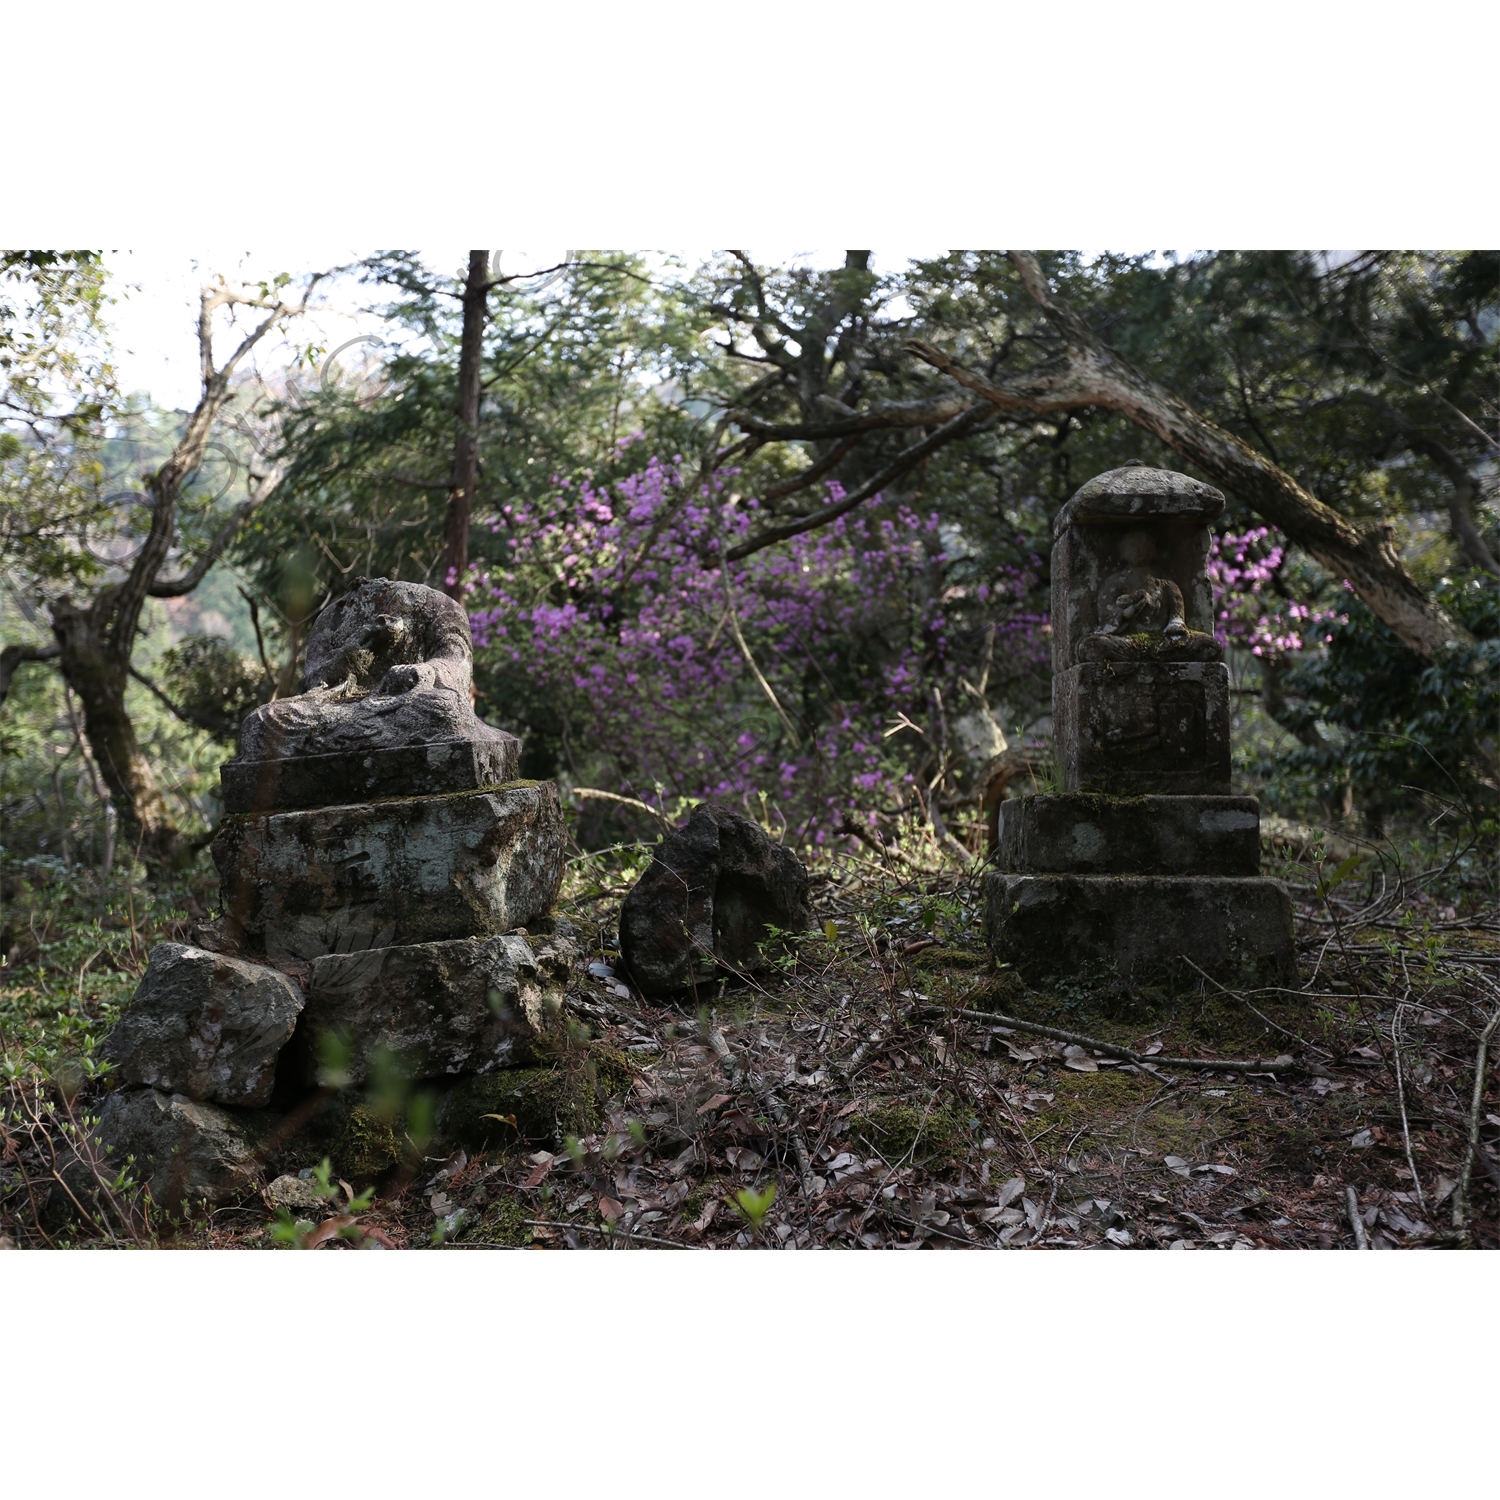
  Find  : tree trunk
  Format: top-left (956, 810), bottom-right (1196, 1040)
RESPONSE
top-left (443, 249), bottom-right (490, 598)
top-left (50, 596), bottom-right (181, 868)
top-left (3, 278), bottom-right (309, 871)
top-left (907, 253), bottom-right (1470, 661)
top-left (1409, 435), bottom-right (1500, 578)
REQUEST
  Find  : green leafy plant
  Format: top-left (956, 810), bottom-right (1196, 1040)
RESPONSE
top-left (729, 1182), bottom-right (776, 1231)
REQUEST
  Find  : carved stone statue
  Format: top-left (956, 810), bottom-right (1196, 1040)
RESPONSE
top-left (1076, 526), bottom-right (1222, 664)
top-left (222, 577), bottom-right (518, 813)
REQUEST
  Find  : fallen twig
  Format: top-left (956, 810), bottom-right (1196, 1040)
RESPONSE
top-left (571, 787), bottom-right (673, 827)
top-left (1392, 1004), bottom-right (1427, 1213)
top-left (1177, 957), bottom-right (1336, 1059)
top-left (709, 1025), bottom-right (816, 1194)
top-left (920, 1005), bottom-right (1299, 1076)
top-left (1452, 1003), bottom-right (1500, 1245)
top-left (1345, 1185), bottom-right (1371, 1250)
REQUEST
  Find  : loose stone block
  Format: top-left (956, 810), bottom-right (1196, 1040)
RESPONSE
top-left (220, 736), bottom-right (519, 815)
top-left (102, 943), bottom-right (304, 1108)
top-left (213, 781), bottom-right (566, 965)
top-left (619, 803), bottom-right (813, 996)
top-left (96, 1088), bottom-right (262, 1208)
top-left (1054, 662), bottom-right (1231, 795)
top-left (998, 794), bottom-right (1260, 877)
top-left (301, 935), bottom-right (555, 1085)
top-left (982, 870), bottom-right (1295, 987)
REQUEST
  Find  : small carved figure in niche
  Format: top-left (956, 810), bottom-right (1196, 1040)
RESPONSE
top-left (1077, 528), bottom-right (1222, 663)
top-left (234, 577), bottom-right (510, 763)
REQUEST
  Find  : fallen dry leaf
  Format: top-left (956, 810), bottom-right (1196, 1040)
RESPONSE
top-left (522, 1156), bottom-right (554, 1188)
top-left (996, 1176), bottom-right (1026, 1209)
top-left (598, 1196), bottom-right (624, 1222)
top-left (304, 1215), bottom-right (357, 1249)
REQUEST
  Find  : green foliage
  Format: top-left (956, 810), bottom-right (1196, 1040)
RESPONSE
top-left (0, 857), bottom-right (208, 1081)
top-left (730, 1182), bottom-right (776, 1230)
top-left (157, 633), bottom-right (269, 741)
top-left (1266, 575), bottom-right (1499, 834)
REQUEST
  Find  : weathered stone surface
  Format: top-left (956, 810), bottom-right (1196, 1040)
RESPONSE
top-left (102, 943), bottom-right (304, 1108)
top-left (220, 737), bottom-right (519, 816)
top-left (999, 794), bottom-right (1260, 877)
top-left (224, 576), bottom-right (516, 812)
top-left (982, 870), bottom-right (1295, 986)
top-left (1051, 466), bottom-right (1223, 668)
top-left (619, 803), bottom-right (812, 995)
top-left (301, 935), bottom-right (557, 1085)
top-left (96, 1088), bottom-right (261, 1208)
top-left (264, 1174), bottom-right (328, 1213)
top-left (1055, 463), bottom-right (1226, 531)
top-left (1054, 662), bottom-right (1231, 796)
top-left (213, 782), bottom-right (565, 964)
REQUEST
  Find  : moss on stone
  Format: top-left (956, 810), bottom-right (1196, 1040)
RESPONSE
top-left (908, 946), bottom-right (990, 973)
top-left (960, 970), bottom-right (1028, 1010)
top-left (332, 1104), bottom-right (404, 1182)
top-left (435, 1041), bottom-right (636, 1150)
top-left (463, 1191), bottom-right (530, 1247)
top-left (851, 1101), bottom-right (970, 1163)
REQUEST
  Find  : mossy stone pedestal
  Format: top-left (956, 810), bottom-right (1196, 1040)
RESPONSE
top-left (985, 466), bottom-right (1295, 989)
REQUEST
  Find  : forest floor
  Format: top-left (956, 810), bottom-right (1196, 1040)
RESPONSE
top-left (3, 829), bottom-right (1498, 1251)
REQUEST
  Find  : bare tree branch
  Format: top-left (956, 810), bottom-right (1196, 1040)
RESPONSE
top-left (724, 404), bottom-right (991, 563)
top-left (904, 252), bottom-right (1470, 659)
top-left (149, 461), bottom-right (289, 597)
top-left (0, 642), bottom-right (59, 709)
top-left (728, 394), bottom-right (970, 442)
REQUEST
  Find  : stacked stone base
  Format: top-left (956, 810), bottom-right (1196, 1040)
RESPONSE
top-left (95, 779), bottom-right (569, 1211)
top-left (987, 793), bottom-right (1295, 988)
top-left (982, 870), bottom-right (1295, 987)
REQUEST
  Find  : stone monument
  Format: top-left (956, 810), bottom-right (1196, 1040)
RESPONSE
top-left (96, 577), bottom-right (571, 1207)
top-left (983, 465), bottom-right (1296, 987)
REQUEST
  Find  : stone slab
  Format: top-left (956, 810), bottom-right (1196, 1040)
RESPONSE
top-left (998, 794), bottom-right (1260, 877)
top-left (102, 943), bottom-right (304, 1108)
top-left (220, 735), bottom-right (520, 815)
top-left (96, 1088), bottom-right (262, 1208)
top-left (301, 935), bottom-right (555, 1086)
top-left (213, 781), bottom-right (566, 965)
top-left (981, 870), bottom-right (1295, 987)
top-left (1052, 464), bottom-right (1225, 535)
top-left (1054, 661), bottom-right (1231, 796)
